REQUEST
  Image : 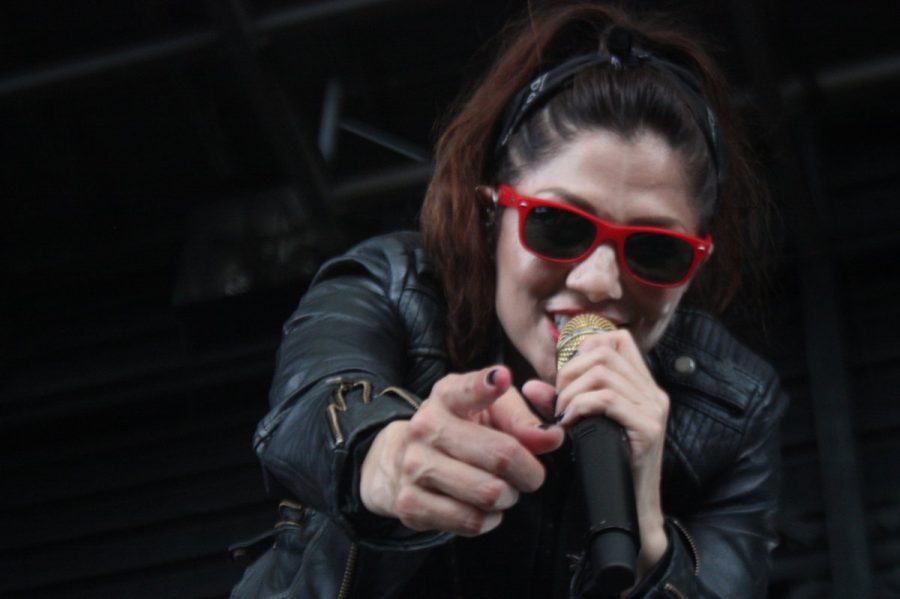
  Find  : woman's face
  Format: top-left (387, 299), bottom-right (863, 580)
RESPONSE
top-left (494, 128), bottom-right (701, 383)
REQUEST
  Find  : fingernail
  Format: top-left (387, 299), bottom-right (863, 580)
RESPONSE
top-left (537, 411), bottom-right (566, 430)
top-left (485, 368), bottom-right (499, 387)
top-left (479, 511), bottom-right (503, 534)
top-left (494, 487), bottom-right (518, 510)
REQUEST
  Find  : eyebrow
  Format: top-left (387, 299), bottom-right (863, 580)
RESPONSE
top-left (629, 215), bottom-right (686, 231)
top-left (538, 187), bottom-right (688, 231)
top-left (541, 188), bottom-right (596, 213)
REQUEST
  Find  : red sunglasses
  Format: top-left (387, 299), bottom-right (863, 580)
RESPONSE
top-left (494, 184), bottom-right (713, 288)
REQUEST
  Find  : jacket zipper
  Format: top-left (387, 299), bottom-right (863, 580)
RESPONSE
top-left (337, 542), bottom-right (359, 599)
top-left (664, 583), bottom-right (686, 599)
top-left (670, 519), bottom-right (701, 576)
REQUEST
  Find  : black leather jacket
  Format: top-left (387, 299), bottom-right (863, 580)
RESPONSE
top-left (232, 232), bottom-right (786, 599)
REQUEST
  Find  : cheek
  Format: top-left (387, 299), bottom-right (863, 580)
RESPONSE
top-left (494, 213), bottom-right (568, 330)
top-left (630, 287), bottom-right (687, 351)
top-left (656, 297), bottom-right (679, 318)
top-left (495, 213), bottom-right (518, 276)
top-left (494, 215), bottom-right (525, 319)
top-left (496, 212), bottom-right (558, 293)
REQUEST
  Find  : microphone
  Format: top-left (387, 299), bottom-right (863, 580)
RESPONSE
top-left (556, 314), bottom-right (639, 597)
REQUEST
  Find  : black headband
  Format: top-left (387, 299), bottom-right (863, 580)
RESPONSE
top-left (495, 27), bottom-right (727, 209)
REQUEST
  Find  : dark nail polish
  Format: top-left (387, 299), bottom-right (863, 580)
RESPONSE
top-left (538, 411), bottom-right (566, 430)
top-left (485, 368), bottom-right (499, 386)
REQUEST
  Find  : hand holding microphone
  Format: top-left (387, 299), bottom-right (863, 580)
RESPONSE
top-left (556, 314), bottom-right (668, 597)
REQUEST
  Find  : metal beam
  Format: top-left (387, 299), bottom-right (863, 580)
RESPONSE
top-left (0, 0), bottom-right (412, 101)
top-left (5, 0), bottom-right (895, 111)
top-left (205, 0), bottom-right (334, 228)
top-left (782, 53), bottom-right (900, 105)
top-left (255, 0), bottom-right (410, 34)
top-left (0, 31), bottom-right (217, 100)
top-left (340, 117), bottom-right (431, 163)
top-left (318, 79), bottom-right (344, 162)
top-left (332, 162), bottom-right (432, 204)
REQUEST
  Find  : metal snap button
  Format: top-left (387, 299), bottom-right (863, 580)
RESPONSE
top-left (674, 355), bottom-right (697, 375)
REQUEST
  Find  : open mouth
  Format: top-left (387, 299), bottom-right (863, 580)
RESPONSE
top-left (548, 312), bottom-right (625, 339)
top-left (552, 313), bottom-right (573, 333)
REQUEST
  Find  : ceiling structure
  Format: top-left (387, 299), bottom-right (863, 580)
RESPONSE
top-left (3, 1), bottom-right (899, 597)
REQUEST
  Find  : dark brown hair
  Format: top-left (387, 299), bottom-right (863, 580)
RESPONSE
top-left (420, 2), bottom-right (771, 368)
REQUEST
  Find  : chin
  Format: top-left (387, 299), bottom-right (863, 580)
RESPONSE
top-left (637, 321), bottom-right (671, 353)
top-left (535, 356), bottom-right (557, 384)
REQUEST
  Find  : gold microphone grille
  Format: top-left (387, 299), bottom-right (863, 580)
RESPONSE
top-left (555, 314), bottom-right (617, 371)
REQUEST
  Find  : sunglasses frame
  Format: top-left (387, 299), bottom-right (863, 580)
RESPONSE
top-left (494, 184), bottom-right (713, 288)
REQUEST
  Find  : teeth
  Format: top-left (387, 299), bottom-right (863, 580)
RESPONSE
top-left (553, 314), bottom-right (571, 331)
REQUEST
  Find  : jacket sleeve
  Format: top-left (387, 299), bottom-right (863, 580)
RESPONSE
top-left (251, 234), bottom-right (449, 550)
top-left (629, 370), bottom-right (788, 598)
top-left (688, 375), bottom-right (787, 598)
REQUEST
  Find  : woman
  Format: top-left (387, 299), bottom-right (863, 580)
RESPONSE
top-left (231, 3), bottom-right (785, 598)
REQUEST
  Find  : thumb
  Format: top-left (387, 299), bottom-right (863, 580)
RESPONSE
top-left (489, 383), bottom-right (564, 456)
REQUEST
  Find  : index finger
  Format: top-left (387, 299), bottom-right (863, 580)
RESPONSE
top-left (431, 366), bottom-right (512, 418)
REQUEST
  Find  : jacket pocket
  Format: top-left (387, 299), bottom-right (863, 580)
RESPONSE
top-left (230, 501), bottom-right (323, 599)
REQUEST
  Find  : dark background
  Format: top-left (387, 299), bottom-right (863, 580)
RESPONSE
top-left (2, 1), bottom-right (899, 597)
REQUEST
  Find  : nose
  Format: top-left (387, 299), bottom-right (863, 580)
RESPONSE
top-left (565, 242), bottom-right (623, 302)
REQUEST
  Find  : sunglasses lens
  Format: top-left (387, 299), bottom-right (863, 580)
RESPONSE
top-left (624, 233), bottom-right (695, 284)
top-left (524, 206), bottom-right (595, 259)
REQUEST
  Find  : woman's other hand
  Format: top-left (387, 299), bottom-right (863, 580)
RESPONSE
top-left (359, 366), bottom-right (564, 536)
top-left (554, 329), bottom-right (670, 574)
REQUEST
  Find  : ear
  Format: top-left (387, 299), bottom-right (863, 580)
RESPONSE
top-left (475, 185), bottom-right (499, 229)
top-left (475, 185), bottom-right (495, 204)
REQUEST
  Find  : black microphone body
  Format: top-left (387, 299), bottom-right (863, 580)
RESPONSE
top-left (570, 416), bottom-right (639, 596)
top-left (557, 315), bottom-right (640, 598)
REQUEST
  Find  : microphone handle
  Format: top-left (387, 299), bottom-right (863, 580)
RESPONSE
top-left (570, 415), bottom-right (640, 597)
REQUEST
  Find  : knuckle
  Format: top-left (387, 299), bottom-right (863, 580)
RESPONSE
top-left (486, 440), bottom-right (518, 474)
top-left (578, 335), bottom-right (600, 353)
top-left (429, 378), bottom-right (447, 397)
top-left (394, 487), bottom-right (421, 519)
top-left (595, 344), bottom-right (615, 359)
top-left (567, 402), bottom-right (585, 420)
top-left (587, 364), bottom-right (608, 385)
top-left (408, 410), bottom-right (442, 443)
top-left (476, 480), bottom-right (507, 509)
top-left (399, 448), bottom-right (424, 479)
top-left (407, 413), bottom-right (430, 440)
top-left (657, 390), bottom-right (670, 411)
top-left (399, 515), bottom-right (428, 532)
top-left (585, 333), bottom-right (608, 349)
top-left (593, 389), bottom-right (614, 409)
top-left (655, 402), bottom-right (670, 423)
top-left (647, 391), bottom-right (669, 421)
top-left (458, 512), bottom-right (488, 537)
top-left (612, 329), bottom-right (632, 344)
